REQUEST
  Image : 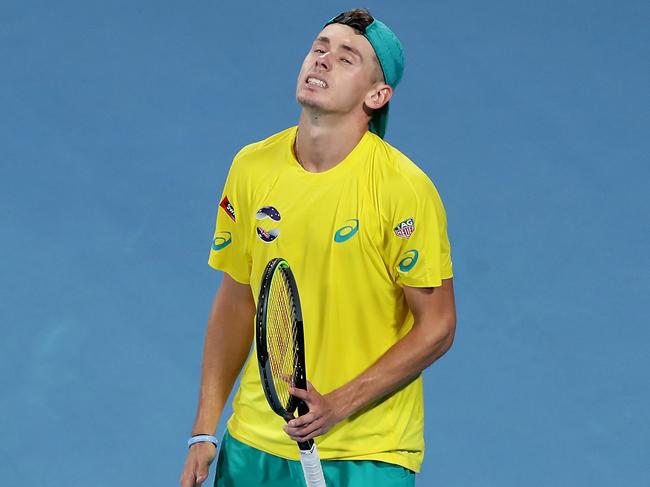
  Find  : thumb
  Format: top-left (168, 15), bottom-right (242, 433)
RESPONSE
top-left (304, 381), bottom-right (321, 399)
top-left (289, 385), bottom-right (309, 400)
top-left (193, 449), bottom-right (214, 486)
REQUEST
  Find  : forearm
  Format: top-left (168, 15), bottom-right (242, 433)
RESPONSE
top-left (330, 317), bottom-right (454, 421)
top-left (190, 280), bottom-right (254, 435)
top-left (283, 282), bottom-right (456, 442)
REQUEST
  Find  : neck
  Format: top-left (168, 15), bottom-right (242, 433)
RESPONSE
top-left (294, 109), bottom-right (368, 173)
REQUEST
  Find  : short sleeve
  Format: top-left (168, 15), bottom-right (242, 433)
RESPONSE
top-left (382, 172), bottom-right (453, 288)
top-left (207, 155), bottom-right (252, 284)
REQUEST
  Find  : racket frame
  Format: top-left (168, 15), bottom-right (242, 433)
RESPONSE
top-left (255, 257), bottom-right (327, 486)
top-left (256, 258), bottom-right (308, 421)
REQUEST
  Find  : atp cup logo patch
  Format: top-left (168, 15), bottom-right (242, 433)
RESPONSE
top-left (255, 205), bottom-right (281, 243)
top-left (256, 227), bottom-right (280, 243)
top-left (393, 217), bottom-right (415, 239)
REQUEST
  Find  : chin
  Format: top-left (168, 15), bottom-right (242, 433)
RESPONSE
top-left (296, 92), bottom-right (328, 112)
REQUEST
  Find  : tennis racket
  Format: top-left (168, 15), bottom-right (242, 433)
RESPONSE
top-left (256, 257), bottom-right (327, 487)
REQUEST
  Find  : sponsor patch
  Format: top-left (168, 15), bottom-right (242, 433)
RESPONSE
top-left (220, 196), bottom-right (236, 222)
top-left (393, 217), bottom-right (415, 239)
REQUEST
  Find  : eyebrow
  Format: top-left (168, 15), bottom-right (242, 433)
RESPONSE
top-left (315, 36), bottom-right (364, 61)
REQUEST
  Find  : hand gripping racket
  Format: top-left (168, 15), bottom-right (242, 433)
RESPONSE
top-left (256, 258), bottom-right (327, 487)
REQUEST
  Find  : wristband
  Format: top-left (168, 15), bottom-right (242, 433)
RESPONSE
top-left (187, 434), bottom-right (218, 449)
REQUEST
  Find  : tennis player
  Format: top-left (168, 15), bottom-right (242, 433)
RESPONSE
top-left (180, 8), bottom-right (456, 487)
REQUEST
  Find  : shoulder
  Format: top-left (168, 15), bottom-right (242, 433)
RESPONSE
top-left (222, 126), bottom-right (295, 200)
top-left (230, 126), bottom-right (296, 174)
top-left (367, 134), bottom-right (442, 206)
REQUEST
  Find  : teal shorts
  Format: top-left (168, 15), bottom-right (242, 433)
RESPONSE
top-left (214, 430), bottom-right (415, 487)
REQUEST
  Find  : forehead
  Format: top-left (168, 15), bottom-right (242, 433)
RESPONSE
top-left (313, 23), bottom-right (376, 59)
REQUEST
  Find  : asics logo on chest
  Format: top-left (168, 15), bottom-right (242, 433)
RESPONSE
top-left (334, 219), bottom-right (359, 243)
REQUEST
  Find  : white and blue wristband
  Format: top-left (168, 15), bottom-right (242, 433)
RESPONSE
top-left (187, 434), bottom-right (218, 449)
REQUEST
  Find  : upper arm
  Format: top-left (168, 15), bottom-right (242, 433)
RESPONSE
top-left (403, 278), bottom-right (456, 345)
top-left (211, 273), bottom-right (256, 325)
top-left (208, 155), bottom-right (253, 284)
top-left (381, 166), bottom-right (453, 288)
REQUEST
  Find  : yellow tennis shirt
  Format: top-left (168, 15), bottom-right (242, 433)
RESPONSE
top-left (208, 126), bottom-right (453, 472)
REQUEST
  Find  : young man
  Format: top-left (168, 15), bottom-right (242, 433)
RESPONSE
top-left (180, 8), bottom-right (456, 487)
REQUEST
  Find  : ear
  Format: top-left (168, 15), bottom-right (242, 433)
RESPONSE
top-left (364, 83), bottom-right (393, 111)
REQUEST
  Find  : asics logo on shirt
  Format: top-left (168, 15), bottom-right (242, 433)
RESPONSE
top-left (212, 232), bottom-right (232, 251)
top-left (398, 249), bottom-right (419, 272)
top-left (334, 219), bottom-right (359, 243)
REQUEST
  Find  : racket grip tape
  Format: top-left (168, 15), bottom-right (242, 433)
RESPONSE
top-left (299, 443), bottom-right (327, 487)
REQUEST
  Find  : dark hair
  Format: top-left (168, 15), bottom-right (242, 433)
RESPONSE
top-left (329, 8), bottom-right (374, 35)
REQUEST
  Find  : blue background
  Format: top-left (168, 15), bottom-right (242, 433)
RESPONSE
top-left (1, 0), bottom-right (648, 485)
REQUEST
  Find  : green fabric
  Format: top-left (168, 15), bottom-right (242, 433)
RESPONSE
top-left (325, 15), bottom-right (405, 139)
top-left (362, 19), bottom-right (405, 89)
top-left (214, 430), bottom-right (415, 487)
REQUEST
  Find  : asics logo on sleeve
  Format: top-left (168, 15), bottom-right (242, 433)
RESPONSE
top-left (334, 219), bottom-right (359, 243)
top-left (212, 232), bottom-right (232, 251)
top-left (398, 249), bottom-right (419, 272)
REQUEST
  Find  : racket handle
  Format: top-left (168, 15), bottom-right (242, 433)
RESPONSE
top-left (299, 443), bottom-right (327, 487)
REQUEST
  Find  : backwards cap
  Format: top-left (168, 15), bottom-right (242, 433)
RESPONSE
top-left (325, 14), bottom-right (404, 139)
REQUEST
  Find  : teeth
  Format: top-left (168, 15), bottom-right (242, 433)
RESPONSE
top-left (307, 77), bottom-right (327, 88)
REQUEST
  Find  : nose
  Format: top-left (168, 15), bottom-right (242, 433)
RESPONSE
top-left (315, 52), bottom-right (331, 71)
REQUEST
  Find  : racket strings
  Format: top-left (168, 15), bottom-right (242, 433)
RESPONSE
top-left (267, 268), bottom-right (298, 412)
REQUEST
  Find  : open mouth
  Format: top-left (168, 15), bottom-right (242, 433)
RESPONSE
top-left (306, 76), bottom-right (328, 89)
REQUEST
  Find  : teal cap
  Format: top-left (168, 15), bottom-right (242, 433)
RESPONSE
top-left (325, 15), bottom-right (404, 139)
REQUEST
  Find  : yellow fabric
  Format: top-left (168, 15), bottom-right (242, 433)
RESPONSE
top-left (208, 126), bottom-right (453, 472)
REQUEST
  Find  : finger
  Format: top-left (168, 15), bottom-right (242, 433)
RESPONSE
top-left (283, 421), bottom-right (313, 436)
top-left (286, 411), bottom-right (316, 428)
top-left (288, 428), bottom-right (319, 442)
top-left (180, 462), bottom-right (201, 487)
top-left (180, 469), bottom-right (200, 487)
top-left (289, 385), bottom-right (309, 399)
top-left (194, 467), bottom-right (209, 486)
top-left (179, 472), bottom-right (193, 487)
top-left (286, 419), bottom-right (324, 441)
top-left (302, 381), bottom-right (320, 397)
top-left (294, 422), bottom-right (333, 442)
top-left (283, 414), bottom-right (321, 436)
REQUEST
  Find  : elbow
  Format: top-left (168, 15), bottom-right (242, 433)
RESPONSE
top-left (421, 314), bottom-right (456, 357)
top-left (444, 318), bottom-right (456, 352)
top-left (443, 313), bottom-right (456, 350)
top-left (437, 315), bottom-right (456, 353)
